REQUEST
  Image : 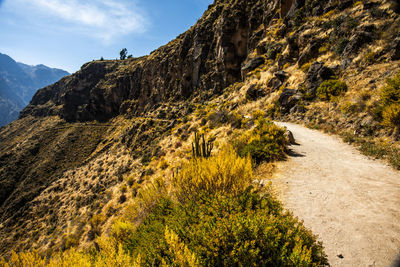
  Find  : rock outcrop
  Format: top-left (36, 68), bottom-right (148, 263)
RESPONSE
top-left (303, 62), bottom-right (335, 96)
top-left (2, 0), bottom-right (400, 258)
top-left (21, 0), bottom-right (285, 123)
top-left (391, 34), bottom-right (400, 60)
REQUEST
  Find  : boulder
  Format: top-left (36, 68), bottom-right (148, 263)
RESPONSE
top-left (342, 31), bottom-right (373, 58)
top-left (278, 89), bottom-right (302, 113)
top-left (354, 115), bottom-right (379, 136)
top-left (280, 0), bottom-right (294, 18)
top-left (285, 130), bottom-right (296, 145)
top-left (274, 71), bottom-right (289, 82)
top-left (298, 40), bottom-right (322, 67)
top-left (286, 34), bottom-right (300, 59)
top-left (246, 84), bottom-right (266, 100)
top-left (267, 71), bottom-right (289, 92)
top-left (290, 104), bottom-right (307, 114)
top-left (285, 0), bottom-right (306, 18)
top-left (390, 36), bottom-right (400, 60)
top-left (303, 62), bottom-right (335, 95)
top-left (267, 77), bottom-right (283, 91)
top-left (241, 56), bottom-right (265, 79)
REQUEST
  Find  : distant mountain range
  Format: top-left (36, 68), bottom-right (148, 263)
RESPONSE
top-left (0, 52), bottom-right (69, 126)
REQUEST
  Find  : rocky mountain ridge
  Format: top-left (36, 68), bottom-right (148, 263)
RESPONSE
top-left (1, 0), bottom-right (400, 257)
top-left (0, 53), bottom-right (69, 126)
top-left (20, 0), bottom-right (277, 122)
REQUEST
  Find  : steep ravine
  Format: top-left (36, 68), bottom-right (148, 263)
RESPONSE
top-left (272, 122), bottom-right (400, 266)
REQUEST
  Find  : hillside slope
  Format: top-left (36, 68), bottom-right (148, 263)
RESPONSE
top-left (0, 53), bottom-right (69, 126)
top-left (0, 0), bottom-right (400, 261)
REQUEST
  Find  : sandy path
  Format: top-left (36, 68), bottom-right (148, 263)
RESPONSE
top-left (271, 122), bottom-right (400, 267)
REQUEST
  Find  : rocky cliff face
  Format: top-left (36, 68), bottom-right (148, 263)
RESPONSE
top-left (21, 0), bottom-right (284, 122)
top-left (1, 0), bottom-right (400, 257)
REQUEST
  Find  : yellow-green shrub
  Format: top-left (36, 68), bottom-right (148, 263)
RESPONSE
top-left (300, 62), bottom-right (312, 72)
top-left (364, 51), bottom-right (377, 65)
top-left (316, 80), bottom-right (348, 101)
top-left (88, 214), bottom-right (106, 240)
top-left (172, 145), bottom-right (252, 203)
top-left (380, 71), bottom-right (400, 107)
top-left (133, 178), bottom-right (167, 219)
top-left (122, 191), bottom-right (328, 266)
top-left (164, 226), bottom-right (199, 266)
top-left (382, 104), bottom-right (400, 129)
top-left (227, 111), bottom-right (245, 129)
top-left (0, 250), bottom-right (46, 267)
top-left (62, 233), bottom-right (80, 250)
top-left (232, 119), bottom-right (287, 164)
top-left (318, 44), bottom-right (329, 54)
top-left (340, 101), bottom-right (358, 115)
top-left (48, 249), bottom-right (92, 267)
top-left (378, 71), bottom-right (400, 137)
top-left (353, 1), bottom-right (362, 6)
top-left (1, 245), bottom-right (141, 267)
top-left (3, 143), bottom-right (327, 266)
top-left (1, 249), bottom-right (93, 267)
top-left (111, 220), bottom-right (136, 244)
top-left (90, 236), bottom-right (138, 267)
top-left (252, 109), bottom-right (266, 121)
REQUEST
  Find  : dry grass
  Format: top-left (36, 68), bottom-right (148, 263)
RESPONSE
top-left (2, 0), bottom-right (400, 259)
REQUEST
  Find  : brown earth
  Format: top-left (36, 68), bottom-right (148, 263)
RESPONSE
top-left (271, 122), bottom-right (400, 267)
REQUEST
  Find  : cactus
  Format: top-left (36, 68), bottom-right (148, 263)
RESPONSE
top-left (192, 131), bottom-right (213, 158)
top-left (172, 167), bottom-right (180, 179)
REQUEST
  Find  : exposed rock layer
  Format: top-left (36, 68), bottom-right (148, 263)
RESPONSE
top-left (1, 0), bottom-right (400, 258)
top-left (21, 0), bottom-right (294, 122)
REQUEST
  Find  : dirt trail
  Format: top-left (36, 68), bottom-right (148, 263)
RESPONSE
top-left (272, 122), bottom-right (400, 267)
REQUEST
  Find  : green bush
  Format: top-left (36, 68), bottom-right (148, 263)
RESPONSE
top-left (124, 190), bottom-right (328, 266)
top-left (227, 111), bottom-right (245, 129)
top-left (380, 72), bottom-right (400, 107)
top-left (382, 105), bottom-right (400, 139)
top-left (265, 42), bottom-right (281, 60)
top-left (3, 134), bottom-right (327, 266)
top-left (316, 79), bottom-right (348, 101)
top-left (232, 118), bottom-right (287, 164)
top-left (172, 145), bottom-right (252, 203)
top-left (382, 104), bottom-right (400, 127)
top-left (335, 38), bottom-right (350, 55)
top-left (61, 234), bottom-right (80, 251)
top-left (378, 72), bottom-right (400, 138)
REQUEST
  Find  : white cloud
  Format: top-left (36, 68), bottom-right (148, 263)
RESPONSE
top-left (6, 0), bottom-right (148, 42)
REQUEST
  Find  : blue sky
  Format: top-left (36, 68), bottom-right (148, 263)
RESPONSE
top-left (0, 0), bottom-right (213, 73)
